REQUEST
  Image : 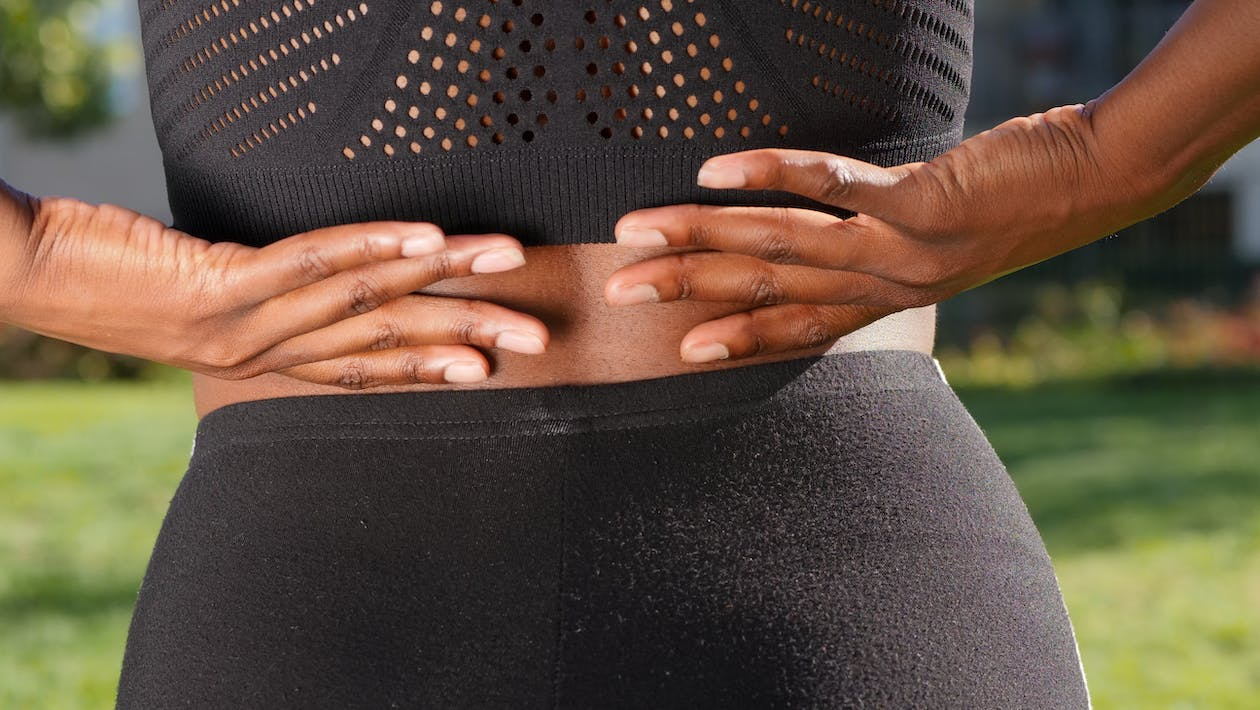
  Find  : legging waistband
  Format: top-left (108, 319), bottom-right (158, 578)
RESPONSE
top-left (194, 350), bottom-right (948, 443)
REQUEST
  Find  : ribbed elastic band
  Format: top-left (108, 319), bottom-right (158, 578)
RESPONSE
top-left (194, 350), bottom-right (946, 445)
top-left (166, 137), bottom-right (960, 247)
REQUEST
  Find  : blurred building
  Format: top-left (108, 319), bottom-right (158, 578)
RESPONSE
top-left (972, 0), bottom-right (1190, 120)
top-left (0, 93), bottom-right (171, 225)
top-left (0, 1), bottom-right (171, 224)
top-left (971, 0), bottom-right (1260, 264)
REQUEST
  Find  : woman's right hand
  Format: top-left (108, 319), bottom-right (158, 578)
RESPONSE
top-left (0, 181), bottom-right (549, 386)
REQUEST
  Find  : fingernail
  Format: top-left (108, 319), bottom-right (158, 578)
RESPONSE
top-left (494, 329), bottom-right (546, 355)
top-left (443, 361), bottom-right (488, 383)
top-left (401, 231), bottom-right (444, 257)
top-left (697, 161), bottom-right (747, 189)
top-left (682, 342), bottom-right (730, 363)
top-left (609, 283), bottom-right (660, 306)
top-left (471, 248), bottom-right (526, 273)
top-left (616, 227), bottom-right (668, 247)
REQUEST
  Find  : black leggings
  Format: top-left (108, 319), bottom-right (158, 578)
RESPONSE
top-left (116, 350), bottom-right (1090, 708)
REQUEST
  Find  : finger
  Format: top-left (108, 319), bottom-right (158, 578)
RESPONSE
top-left (234, 294), bottom-right (548, 376)
top-left (246, 234), bottom-right (527, 353)
top-left (614, 203), bottom-right (889, 271)
top-left (274, 344), bottom-right (493, 388)
top-left (676, 303), bottom-right (896, 363)
top-left (233, 221), bottom-right (449, 301)
top-left (695, 148), bottom-right (913, 217)
top-left (603, 251), bottom-right (895, 307)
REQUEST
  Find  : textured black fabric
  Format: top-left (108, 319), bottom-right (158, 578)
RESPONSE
top-left (125, 5), bottom-right (1086, 706)
top-left (116, 351), bottom-right (1090, 708)
top-left (138, 1), bottom-right (974, 246)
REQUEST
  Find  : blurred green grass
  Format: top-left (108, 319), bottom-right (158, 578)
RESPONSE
top-left (958, 372), bottom-right (1260, 708)
top-left (1, 368), bottom-right (1257, 708)
top-left (0, 373), bottom-right (197, 708)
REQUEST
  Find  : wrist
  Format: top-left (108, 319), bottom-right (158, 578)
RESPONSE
top-left (1071, 95), bottom-right (1192, 231)
top-left (0, 180), bottom-right (39, 320)
top-left (1079, 0), bottom-right (1260, 223)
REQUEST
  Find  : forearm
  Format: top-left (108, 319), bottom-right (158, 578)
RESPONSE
top-left (1089, 0), bottom-right (1260, 209)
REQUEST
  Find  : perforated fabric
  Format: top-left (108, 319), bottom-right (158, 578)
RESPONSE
top-left (138, 1), bottom-right (973, 247)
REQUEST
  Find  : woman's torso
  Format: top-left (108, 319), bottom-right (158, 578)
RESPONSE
top-left (136, 0), bottom-right (973, 419)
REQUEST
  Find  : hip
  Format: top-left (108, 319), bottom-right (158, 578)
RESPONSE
top-left (123, 350), bottom-right (1088, 708)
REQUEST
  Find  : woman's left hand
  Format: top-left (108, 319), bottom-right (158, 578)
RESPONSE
top-left (602, 147), bottom-right (923, 364)
top-left (601, 101), bottom-right (1205, 364)
top-left (603, 0), bottom-right (1260, 365)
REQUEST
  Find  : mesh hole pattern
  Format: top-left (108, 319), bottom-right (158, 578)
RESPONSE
top-left (154, 0), bottom-right (368, 160)
top-left (342, 0), bottom-right (792, 161)
top-left (150, 0), bottom-right (972, 164)
top-left (776, 0), bottom-right (969, 124)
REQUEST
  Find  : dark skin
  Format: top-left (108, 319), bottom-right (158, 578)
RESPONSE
top-left (1, 0), bottom-right (1257, 415)
top-left (0, 187), bottom-right (551, 385)
top-left (603, 0), bottom-right (1260, 362)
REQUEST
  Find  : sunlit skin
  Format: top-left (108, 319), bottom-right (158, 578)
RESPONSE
top-left (0, 0), bottom-right (1256, 421)
top-left (603, 0), bottom-right (1260, 362)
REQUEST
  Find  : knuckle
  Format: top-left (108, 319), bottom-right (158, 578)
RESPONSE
top-left (371, 319), bottom-right (404, 350)
top-left (347, 275), bottom-right (387, 314)
top-left (398, 352), bottom-right (428, 384)
top-left (430, 251), bottom-right (457, 281)
top-left (676, 274), bottom-right (694, 301)
top-left (450, 317), bottom-right (480, 344)
top-left (297, 246), bottom-right (336, 282)
top-left (748, 332), bottom-right (766, 357)
top-left (819, 160), bottom-right (857, 203)
top-left (336, 358), bottom-right (371, 390)
top-left (358, 234), bottom-right (383, 262)
top-left (757, 235), bottom-right (796, 265)
top-left (668, 254), bottom-right (696, 300)
top-left (747, 269), bottom-right (786, 306)
top-left (799, 317), bottom-right (834, 348)
top-left (751, 209), bottom-right (798, 264)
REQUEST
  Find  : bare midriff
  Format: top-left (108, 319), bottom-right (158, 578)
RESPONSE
top-left (192, 243), bottom-right (936, 420)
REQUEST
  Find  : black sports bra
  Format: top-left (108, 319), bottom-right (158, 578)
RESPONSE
top-left (139, 0), bottom-right (973, 247)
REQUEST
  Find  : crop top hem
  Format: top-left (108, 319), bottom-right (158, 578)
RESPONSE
top-left (167, 129), bottom-right (963, 247)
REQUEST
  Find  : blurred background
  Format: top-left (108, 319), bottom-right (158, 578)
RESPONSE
top-left (1, 0), bottom-right (1257, 707)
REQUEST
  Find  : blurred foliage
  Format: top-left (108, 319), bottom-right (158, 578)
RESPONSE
top-left (0, 325), bottom-right (177, 381)
top-left (0, 0), bottom-right (124, 138)
top-left (937, 278), bottom-right (1260, 388)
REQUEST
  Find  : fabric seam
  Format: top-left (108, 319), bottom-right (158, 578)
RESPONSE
top-left (195, 381), bottom-right (938, 436)
top-left (308, 1), bottom-right (416, 150)
top-left (186, 383), bottom-right (939, 462)
top-left (712, 0), bottom-right (814, 122)
top-left (162, 132), bottom-right (963, 178)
